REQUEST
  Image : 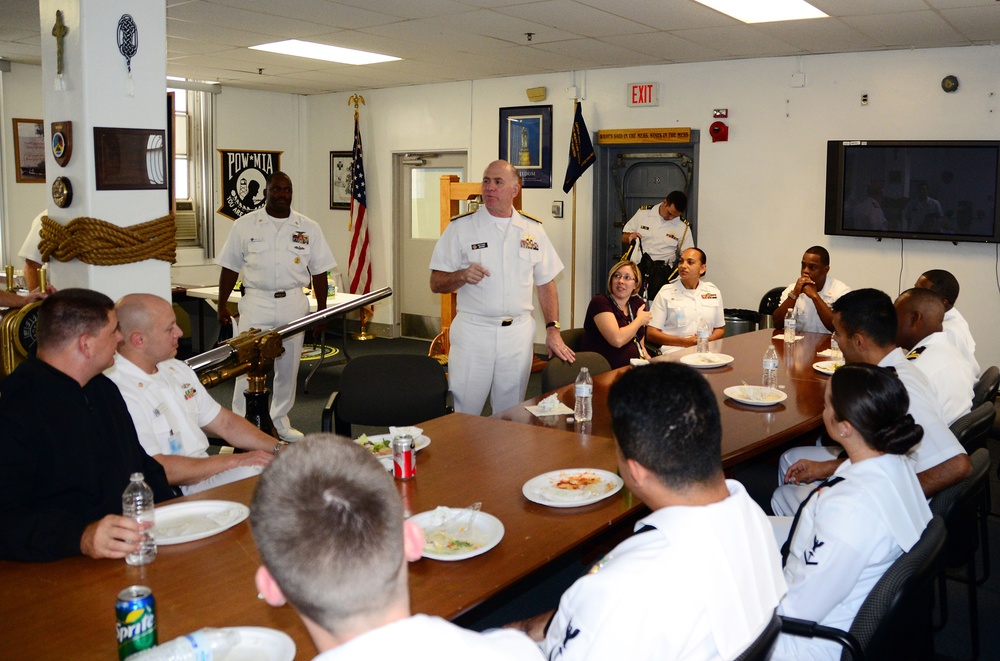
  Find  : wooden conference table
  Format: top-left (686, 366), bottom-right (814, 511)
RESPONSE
top-left (496, 328), bottom-right (833, 467)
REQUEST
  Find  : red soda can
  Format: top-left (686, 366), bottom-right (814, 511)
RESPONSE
top-left (392, 434), bottom-right (416, 480)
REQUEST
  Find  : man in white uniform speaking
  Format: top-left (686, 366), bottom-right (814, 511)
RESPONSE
top-left (216, 172), bottom-right (337, 440)
top-left (430, 160), bottom-right (574, 415)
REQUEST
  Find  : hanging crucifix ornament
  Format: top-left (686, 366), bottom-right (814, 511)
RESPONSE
top-left (117, 14), bottom-right (138, 96)
top-left (51, 10), bottom-right (68, 91)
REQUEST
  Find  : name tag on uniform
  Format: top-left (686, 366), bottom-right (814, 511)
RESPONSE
top-left (471, 242), bottom-right (488, 250)
top-left (292, 231), bottom-right (310, 245)
top-left (520, 235), bottom-right (539, 250)
top-left (639, 225), bottom-right (650, 231)
top-left (250, 236), bottom-right (264, 243)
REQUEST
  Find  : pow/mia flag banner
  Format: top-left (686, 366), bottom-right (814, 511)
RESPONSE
top-left (217, 149), bottom-right (282, 220)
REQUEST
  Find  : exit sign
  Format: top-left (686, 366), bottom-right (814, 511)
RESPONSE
top-left (627, 83), bottom-right (659, 107)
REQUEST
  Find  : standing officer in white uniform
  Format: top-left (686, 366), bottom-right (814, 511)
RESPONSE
top-left (430, 160), bottom-right (574, 415)
top-left (216, 172), bottom-right (337, 440)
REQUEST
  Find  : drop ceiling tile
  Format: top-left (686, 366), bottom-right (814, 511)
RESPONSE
top-left (495, 0), bottom-right (651, 38)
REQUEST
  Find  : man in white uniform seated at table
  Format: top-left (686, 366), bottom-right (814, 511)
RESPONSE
top-left (107, 294), bottom-right (278, 495)
top-left (251, 436), bottom-right (544, 660)
top-left (773, 246), bottom-right (850, 334)
top-left (507, 363), bottom-right (787, 661)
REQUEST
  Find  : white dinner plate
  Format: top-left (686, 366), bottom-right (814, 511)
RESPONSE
top-left (522, 468), bottom-right (624, 508)
top-left (723, 386), bottom-right (788, 407)
top-left (812, 360), bottom-right (845, 375)
top-left (680, 353), bottom-right (735, 368)
top-left (354, 433), bottom-right (430, 458)
top-left (153, 500), bottom-right (249, 545)
top-left (220, 626), bottom-right (296, 661)
top-left (410, 508), bottom-right (505, 561)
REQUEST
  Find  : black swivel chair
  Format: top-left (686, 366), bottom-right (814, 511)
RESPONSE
top-left (541, 351), bottom-right (612, 392)
top-left (779, 516), bottom-right (947, 661)
top-left (949, 402), bottom-right (995, 454)
top-left (972, 365), bottom-right (999, 408)
top-left (320, 354), bottom-right (452, 437)
top-left (758, 286), bottom-right (785, 329)
top-left (734, 611), bottom-right (782, 661)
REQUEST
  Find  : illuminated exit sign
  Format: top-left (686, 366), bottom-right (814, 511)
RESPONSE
top-left (627, 82), bottom-right (659, 107)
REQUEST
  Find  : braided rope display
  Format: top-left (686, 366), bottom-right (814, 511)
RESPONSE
top-left (39, 214), bottom-right (176, 265)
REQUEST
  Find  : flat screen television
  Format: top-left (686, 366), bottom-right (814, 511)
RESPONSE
top-left (824, 140), bottom-right (1000, 243)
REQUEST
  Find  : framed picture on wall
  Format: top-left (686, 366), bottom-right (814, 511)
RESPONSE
top-left (330, 151), bottom-right (352, 210)
top-left (499, 105), bottom-right (552, 189)
top-left (12, 118), bottom-right (46, 183)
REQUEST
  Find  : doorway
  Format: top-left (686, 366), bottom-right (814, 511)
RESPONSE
top-left (591, 139), bottom-right (699, 296)
top-left (393, 151), bottom-right (467, 339)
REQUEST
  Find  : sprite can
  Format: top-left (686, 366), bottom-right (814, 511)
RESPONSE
top-left (116, 585), bottom-right (157, 659)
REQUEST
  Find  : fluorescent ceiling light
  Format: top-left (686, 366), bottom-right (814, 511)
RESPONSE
top-left (250, 39), bottom-right (400, 65)
top-left (694, 0), bottom-right (826, 23)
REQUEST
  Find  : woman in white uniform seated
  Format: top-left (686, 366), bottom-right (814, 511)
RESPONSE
top-left (772, 364), bottom-right (932, 660)
top-left (646, 247), bottom-right (724, 353)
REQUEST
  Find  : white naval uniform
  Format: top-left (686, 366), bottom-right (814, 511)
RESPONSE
top-left (543, 481), bottom-right (787, 661)
top-left (311, 614), bottom-right (544, 661)
top-left (18, 211), bottom-right (44, 265)
top-left (648, 280), bottom-right (725, 354)
top-left (216, 208), bottom-right (337, 432)
top-left (773, 454), bottom-right (931, 661)
top-left (771, 348), bottom-right (965, 516)
top-left (943, 307), bottom-right (980, 377)
top-left (779, 277), bottom-right (851, 334)
top-left (106, 354), bottom-right (262, 494)
top-left (429, 206), bottom-right (563, 415)
top-left (622, 207), bottom-right (693, 264)
top-left (906, 332), bottom-right (974, 425)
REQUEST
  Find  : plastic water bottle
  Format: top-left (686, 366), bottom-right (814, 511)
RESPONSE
top-left (122, 473), bottom-right (156, 566)
top-left (696, 318), bottom-right (710, 353)
top-left (574, 367), bottom-right (593, 422)
top-left (125, 628), bottom-right (240, 660)
top-left (784, 308), bottom-right (797, 343)
top-left (762, 345), bottom-right (778, 389)
top-left (830, 336), bottom-right (841, 360)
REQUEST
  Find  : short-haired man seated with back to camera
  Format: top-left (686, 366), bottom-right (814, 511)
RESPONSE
top-left (507, 363), bottom-right (787, 661)
top-left (250, 436), bottom-right (545, 660)
top-left (107, 294), bottom-right (278, 495)
top-left (0, 289), bottom-right (175, 562)
top-left (773, 246), bottom-right (850, 334)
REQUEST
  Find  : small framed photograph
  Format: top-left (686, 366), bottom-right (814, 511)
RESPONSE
top-left (12, 118), bottom-right (46, 183)
top-left (499, 105), bottom-right (552, 189)
top-left (330, 151), bottom-right (352, 209)
top-left (93, 127), bottom-right (168, 190)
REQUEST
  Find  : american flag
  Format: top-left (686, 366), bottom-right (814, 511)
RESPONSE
top-left (348, 115), bottom-right (371, 295)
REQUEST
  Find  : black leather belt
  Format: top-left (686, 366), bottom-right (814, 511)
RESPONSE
top-left (501, 318), bottom-right (513, 326)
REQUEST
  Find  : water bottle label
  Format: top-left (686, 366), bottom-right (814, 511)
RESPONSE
top-left (697, 329), bottom-right (709, 338)
top-left (763, 359), bottom-right (778, 370)
top-left (575, 384), bottom-right (593, 397)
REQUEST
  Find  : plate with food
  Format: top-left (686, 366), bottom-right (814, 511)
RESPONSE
top-left (680, 353), bottom-right (734, 368)
top-left (522, 468), bottom-right (624, 508)
top-left (218, 627), bottom-right (296, 661)
top-left (154, 500), bottom-right (249, 545)
top-left (812, 360), bottom-right (845, 375)
top-left (410, 506), bottom-right (504, 561)
top-left (354, 433), bottom-right (430, 457)
top-left (723, 385), bottom-right (787, 407)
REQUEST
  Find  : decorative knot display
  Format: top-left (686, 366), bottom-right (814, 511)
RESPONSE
top-left (117, 14), bottom-right (138, 72)
top-left (39, 214), bottom-right (177, 265)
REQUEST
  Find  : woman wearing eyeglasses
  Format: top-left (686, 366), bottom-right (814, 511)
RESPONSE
top-left (646, 248), bottom-right (725, 354)
top-left (579, 260), bottom-right (652, 369)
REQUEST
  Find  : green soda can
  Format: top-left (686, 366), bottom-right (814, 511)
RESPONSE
top-left (116, 585), bottom-right (157, 659)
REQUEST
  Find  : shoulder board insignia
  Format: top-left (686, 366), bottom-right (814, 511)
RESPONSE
top-left (518, 210), bottom-right (542, 224)
top-left (639, 205), bottom-right (653, 210)
top-left (449, 209), bottom-right (476, 222)
top-left (906, 346), bottom-right (926, 360)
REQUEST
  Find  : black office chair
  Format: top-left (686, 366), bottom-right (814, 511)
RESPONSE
top-left (320, 354), bottom-right (452, 436)
top-left (972, 365), bottom-right (999, 408)
top-left (734, 610), bottom-right (781, 661)
top-left (929, 447), bottom-right (990, 661)
top-left (541, 351), bottom-right (611, 392)
top-left (949, 401), bottom-right (995, 454)
top-left (757, 286), bottom-right (785, 329)
top-left (780, 516), bottom-right (947, 661)
top-left (560, 327), bottom-right (585, 353)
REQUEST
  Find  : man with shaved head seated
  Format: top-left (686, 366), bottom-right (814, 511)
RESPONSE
top-left (107, 293), bottom-right (278, 495)
top-left (894, 288), bottom-right (974, 425)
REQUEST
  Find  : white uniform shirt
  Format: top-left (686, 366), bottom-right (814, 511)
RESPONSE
top-left (18, 211), bottom-right (45, 264)
top-left (649, 280), bottom-right (725, 353)
top-left (429, 206), bottom-right (562, 318)
top-left (312, 614), bottom-right (544, 660)
top-left (780, 277), bottom-right (850, 334)
top-left (543, 481), bottom-right (787, 661)
top-left (216, 208), bottom-right (337, 292)
top-left (879, 348), bottom-right (965, 472)
top-left (622, 207), bottom-right (693, 264)
top-left (906, 332), bottom-right (975, 425)
top-left (775, 454), bottom-right (931, 661)
top-left (943, 307), bottom-right (980, 377)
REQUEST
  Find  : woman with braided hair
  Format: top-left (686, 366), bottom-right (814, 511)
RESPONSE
top-left (772, 363), bottom-right (932, 660)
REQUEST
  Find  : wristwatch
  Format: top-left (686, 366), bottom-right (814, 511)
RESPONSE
top-left (545, 321), bottom-right (561, 330)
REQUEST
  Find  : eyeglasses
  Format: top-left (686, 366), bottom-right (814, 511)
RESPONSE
top-left (611, 273), bottom-right (636, 282)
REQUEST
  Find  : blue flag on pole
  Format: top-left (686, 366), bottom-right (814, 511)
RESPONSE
top-left (563, 100), bottom-right (596, 193)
